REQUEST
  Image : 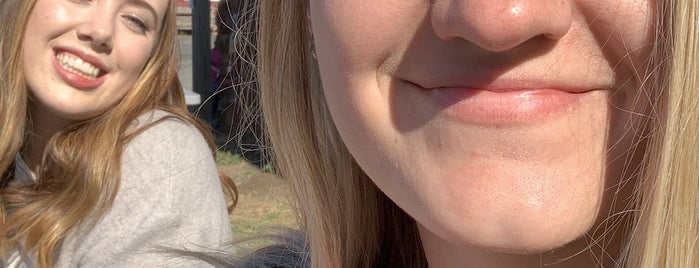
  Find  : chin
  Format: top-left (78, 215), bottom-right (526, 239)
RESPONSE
top-left (410, 162), bottom-right (605, 255)
top-left (415, 211), bottom-right (599, 260)
top-left (429, 210), bottom-right (597, 255)
top-left (471, 225), bottom-right (592, 255)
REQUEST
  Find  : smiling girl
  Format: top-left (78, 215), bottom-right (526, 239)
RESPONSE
top-left (0, 0), bottom-right (236, 267)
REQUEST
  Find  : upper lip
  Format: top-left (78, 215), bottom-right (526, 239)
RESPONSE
top-left (54, 46), bottom-right (109, 73)
top-left (394, 54), bottom-right (613, 94)
top-left (408, 75), bottom-right (607, 94)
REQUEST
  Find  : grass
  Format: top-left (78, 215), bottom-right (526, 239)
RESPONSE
top-left (216, 152), bottom-right (297, 248)
top-left (216, 150), bottom-right (243, 165)
top-left (231, 210), bottom-right (288, 235)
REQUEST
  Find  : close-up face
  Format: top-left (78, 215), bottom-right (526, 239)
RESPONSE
top-left (22, 0), bottom-right (169, 125)
top-left (310, 0), bottom-right (654, 255)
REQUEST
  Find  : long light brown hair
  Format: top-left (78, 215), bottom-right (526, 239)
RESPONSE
top-left (259, 1), bottom-right (422, 266)
top-left (0, 1), bottom-right (237, 267)
top-left (255, 0), bottom-right (698, 267)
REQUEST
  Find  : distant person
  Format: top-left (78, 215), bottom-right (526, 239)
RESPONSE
top-left (0, 0), bottom-right (236, 267)
top-left (210, 0), bottom-right (240, 128)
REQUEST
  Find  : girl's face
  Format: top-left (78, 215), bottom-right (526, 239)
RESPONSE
top-left (23, 0), bottom-right (169, 126)
top-left (311, 0), bottom-right (654, 259)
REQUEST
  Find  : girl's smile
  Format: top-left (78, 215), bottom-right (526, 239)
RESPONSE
top-left (53, 49), bottom-right (108, 89)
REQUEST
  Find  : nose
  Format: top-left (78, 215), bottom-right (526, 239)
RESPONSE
top-left (430, 0), bottom-right (573, 52)
top-left (76, 8), bottom-right (115, 50)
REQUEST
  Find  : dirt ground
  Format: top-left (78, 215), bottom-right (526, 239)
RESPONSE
top-left (216, 152), bottom-right (297, 240)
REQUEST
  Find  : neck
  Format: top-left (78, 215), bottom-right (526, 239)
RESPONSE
top-left (24, 107), bottom-right (73, 173)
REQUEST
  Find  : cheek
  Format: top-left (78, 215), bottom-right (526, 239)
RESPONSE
top-left (581, 0), bottom-right (655, 73)
top-left (117, 41), bottom-right (157, 83)
top-left (310, 0), bottom-right (426, 72)
top-left (587, 0), bottom-right (655, 167)
top-left (23, 5), bottom-right (51, 62)
top-left (311, 1), bottom-right (426, 130)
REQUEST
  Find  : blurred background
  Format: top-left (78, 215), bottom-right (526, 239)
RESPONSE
top-left (176, 0), bottom-right (296, 246)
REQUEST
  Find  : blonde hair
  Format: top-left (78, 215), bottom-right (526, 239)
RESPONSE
top-left (255, 0), bottom-right (698, 267)
top-left (0, 1), bottom-right (237, 267)
top-left (628, 0), bottom-right (699, 267)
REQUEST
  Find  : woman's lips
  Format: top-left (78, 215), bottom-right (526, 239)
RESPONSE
top-left (53, 49), bottom-right (107, 90)
top-left (423, 84), bottom-right (593, 126)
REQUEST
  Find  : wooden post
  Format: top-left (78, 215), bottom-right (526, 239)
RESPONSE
top-left (191, 0), bottom-right (212, 123)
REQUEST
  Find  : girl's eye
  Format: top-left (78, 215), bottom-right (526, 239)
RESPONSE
top-left (69, 0), bottom-right (95, 5)
top-left (124, 15), bottom-right (149, 33)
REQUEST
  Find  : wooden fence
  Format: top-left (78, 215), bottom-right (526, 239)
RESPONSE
top-left (176, 2), bottom-right (219, 35)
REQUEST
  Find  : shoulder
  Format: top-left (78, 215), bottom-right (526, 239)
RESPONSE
top-left (123, 110), bottom-right (213, 172)
top-left (126, 110), bottom-right (207, 152)
top-left (54, 110), bottom-right (232, 267)
top-left (120, 110), bottom-right (219, 203)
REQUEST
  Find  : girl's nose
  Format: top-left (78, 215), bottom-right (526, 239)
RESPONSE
top-left (76, 9), bottom-right (115, 51)
top-left (430, 0), bottom-right (573, 52)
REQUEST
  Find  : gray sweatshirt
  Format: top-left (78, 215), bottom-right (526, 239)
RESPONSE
top-left (4, 110), bottom-right (232, 267)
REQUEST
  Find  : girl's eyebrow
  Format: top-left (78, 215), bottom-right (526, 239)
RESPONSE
top-left (127, 0), bottom-right (159, 21)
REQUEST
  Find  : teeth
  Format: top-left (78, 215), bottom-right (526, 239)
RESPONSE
top-left (56, 52), bottom-right (101, 79)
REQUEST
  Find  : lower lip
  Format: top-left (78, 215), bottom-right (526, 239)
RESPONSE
top-left (53, 56), bottom-right (106, 90)
top-left (426, 86), bottom-right (588, 126)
